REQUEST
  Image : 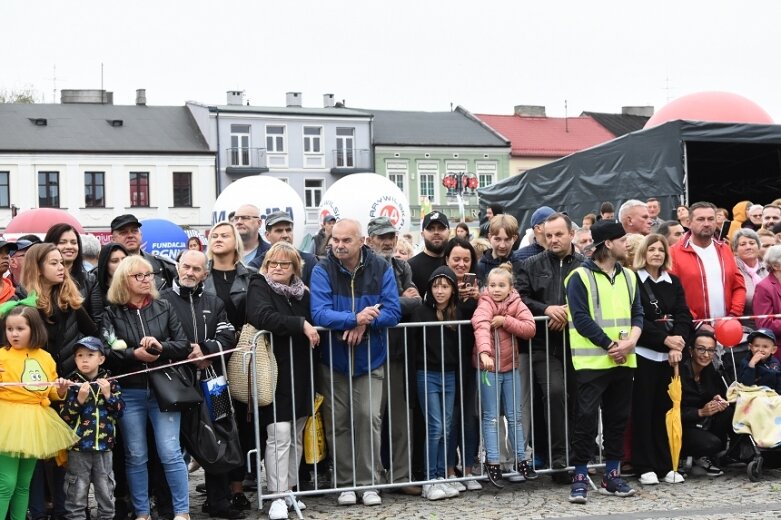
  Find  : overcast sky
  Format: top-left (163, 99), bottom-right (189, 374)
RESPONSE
top-left (4, 0), bottom-right (780, 120)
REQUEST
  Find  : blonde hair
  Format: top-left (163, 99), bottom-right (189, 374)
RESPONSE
top-left (21, 243), bottom-right (83, 318)
top-left (470, 237), bottom-right (491, 257)
top-left (633, 234), bottom-right (672, 272)
top-left (487, 262), bottom-right (514, 286)
top-left (261, 242), bottom-right (303, 279)
top-left (206, 221), bottom-right (244, 265)
top-left (395, 237), bottom-right (414, 257)
top-left (107, 255), bottom-right (159, 305)
top-left (623, 233), bottom-right (645, 269)
top-left (488, 214), bottom-right (519, 238)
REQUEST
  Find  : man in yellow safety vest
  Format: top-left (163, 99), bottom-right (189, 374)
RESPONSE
top-left (564, 219), bottom-right (643, 504)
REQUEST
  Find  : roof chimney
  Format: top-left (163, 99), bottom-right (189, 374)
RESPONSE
top-left (286, 92), bottom-right (302, 108)
top-left (514, 105), bottom-right (546, 117)
top-left (61, 89), bottom-right (113, 105)
top-left (135, 89), bottom-right (146, 106)
top-left (226, 90), bottom-right (245, 106)
top-left (622, 106), bottom-right (654, 117)
top-left (323, 93), bottom-right (335, 108)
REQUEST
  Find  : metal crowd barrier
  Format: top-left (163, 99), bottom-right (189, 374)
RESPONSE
top-left (234, 317), bottom-right (604, 514)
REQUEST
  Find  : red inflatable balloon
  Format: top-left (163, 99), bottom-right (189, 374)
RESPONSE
top-left (714, 318), bottom-right (743, 347)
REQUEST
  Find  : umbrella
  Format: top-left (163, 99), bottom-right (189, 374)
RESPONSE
top-left (665, 364), bottom-right (683, 473)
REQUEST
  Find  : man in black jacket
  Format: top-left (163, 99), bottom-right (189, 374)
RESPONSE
top-left (515, 212), bottom-right (584, 483)
top-left (111, 214), bottom-right (177, 290)
top-left (160, 250), bottom-right (241, 519)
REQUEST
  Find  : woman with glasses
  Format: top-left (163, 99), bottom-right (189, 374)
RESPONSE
top-left (631, 234), bottom-right (693, 485)
top-left (245, 242), bottom-right (319, 520)
top-left (680, 328), bottom-right (732, 477)
top-left (101, 255), bottom-right (191, 520)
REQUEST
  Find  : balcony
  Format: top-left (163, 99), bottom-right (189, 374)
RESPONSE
top-left (330, 148), bottom-right (372, 174)
top-left (225, 147), bottom-right (268, 176)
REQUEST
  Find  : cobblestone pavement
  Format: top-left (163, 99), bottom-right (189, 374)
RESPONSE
top-left (185, 465), bottom-right (781, 520)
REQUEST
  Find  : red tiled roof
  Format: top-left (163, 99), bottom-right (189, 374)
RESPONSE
top-left (475, 113), bottom-right (616, 157)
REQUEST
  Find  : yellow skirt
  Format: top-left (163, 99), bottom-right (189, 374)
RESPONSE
top-left (0, 401), bottom-right (79, 459)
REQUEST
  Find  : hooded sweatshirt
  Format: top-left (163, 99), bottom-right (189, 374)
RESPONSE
top-left (412, 266), bottom-right (463, 372)
top-left (727, 200), bottom-right (752, 242)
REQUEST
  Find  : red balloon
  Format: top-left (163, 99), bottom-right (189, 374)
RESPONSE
top-left (714, 318), bottom-right (743, 347)
top-left (645, 91), bottom-right (774, 129)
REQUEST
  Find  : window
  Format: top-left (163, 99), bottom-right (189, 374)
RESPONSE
top-left (84, 171), bottom-right (105, 208)
top-left (386, 160), bottom-right (408, 195)
top-left (0, 172), bottom-right (9, 208)
top-left (38, 171), bottom-right (59, 208)
top-left (303, 126), bottom-right (322, 153)
top-left (417, 161), bottom-right (439, 203)
top-left (173, 172), bottom-right (192, 207)
top-left (336, 127), bottom-right (355, 167)
top-left (304, 179), bottom-right (324, 209)
top-left (476, 161), bottom-right (498, 188)
top-left (230, 124), bottom-right (251, 166)
top-left (129, 172), bottom-right (150, 207)
top-left (266, 125), bottom-right (286, 153)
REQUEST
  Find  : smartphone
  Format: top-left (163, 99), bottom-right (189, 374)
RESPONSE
top-left (463, 273), bottom-right (477, 287)
top-left (374, 303), bottom-right (384, 310)
top-left (146, 345), bottom-right (162, 356)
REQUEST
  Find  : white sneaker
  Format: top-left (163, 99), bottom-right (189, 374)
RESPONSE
top-left (337, 491), bottom-right (357, 506)
top-left (465, 477), bottom-right (483, 491)
top-left (422, 483), bottom-right (447, 501)
top-left (362, 490), bottom-right (382, 506)
top-left (639, 471), bottom-right (659, 485)
top-left (268, 498), bottom-right (288, 520)
top-left (437, 478), bottom-right (460, 498)
top-left (447, 475), bottom-right (467, 492)
top-left (664, 470), bottom-right (685, 484)
top-left (284, 495), bottom-right (306, 511)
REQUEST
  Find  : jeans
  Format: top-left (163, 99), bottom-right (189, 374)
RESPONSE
top-left (416, 370), bottom-right (456, 480)
top-left (481, 368), bottom-right (524, 463)
top-left (119, 388), bottom-right (189, 516)
top-left (64, 451), bottom-right (115, 520)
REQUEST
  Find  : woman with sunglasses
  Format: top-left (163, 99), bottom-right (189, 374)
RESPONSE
top-left (631, 234), bottom-right (693, 485)
top-left (680, 328), bottom-right (732, 478)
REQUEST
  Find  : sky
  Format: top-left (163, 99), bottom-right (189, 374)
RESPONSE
top-left (4, 0), bottom-right (781, 120)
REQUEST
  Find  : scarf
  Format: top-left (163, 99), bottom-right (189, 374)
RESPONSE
top-left (263, 273), bottom-right (306, 301)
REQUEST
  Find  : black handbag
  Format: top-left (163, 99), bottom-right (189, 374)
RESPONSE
top-left (148, 363), bottom-right (203, 412)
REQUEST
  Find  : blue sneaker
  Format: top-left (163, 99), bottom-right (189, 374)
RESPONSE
top-left (600, 469), bottom-right (636, 497)
top-left (569, 473), bottom-right (588, 504)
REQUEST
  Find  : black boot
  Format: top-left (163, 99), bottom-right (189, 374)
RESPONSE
top-left (484, 463), bottom-right (504, 489)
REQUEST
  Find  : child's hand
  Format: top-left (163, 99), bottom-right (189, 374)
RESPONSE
top-left (55, 378), bottom-right (71, 398)
top-left (480, 352), bottom-right (494, 371)
top-left (96, 378), bottom-right (111, 399)
top-left (491, 316), bottom-right (505, 328)
top-left (749, 351), bottom-right (766, 368)
top-left (77, 382), bottom-right (90, 404)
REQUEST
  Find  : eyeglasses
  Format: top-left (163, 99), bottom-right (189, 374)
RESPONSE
top-left (267, 261), bottom-right (292, 269)
top-left (128, 272), bottom-right (154, 282)
top-left (693, 346), bottom-right (717, 355)
top-left (231, 215), bottom-right (259, 222)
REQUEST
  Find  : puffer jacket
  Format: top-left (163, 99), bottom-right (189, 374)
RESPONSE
top-left (60, 368), bottom-right (124, 451)
top-left (101, 298), bottom-right (190, 389)
top-left (471, 289), bottom-right (536, 371)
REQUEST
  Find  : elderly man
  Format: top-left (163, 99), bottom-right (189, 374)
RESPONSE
top-left (247, 211), bottom-right (317, 285)
top-left (574, 228), bottom-right (593, 256)
top-left (408, 211), bottom-right (449, 292)
top-left (231, 204), bottom-right (269, 266)
top-left (310, 219), bottom-right (401, 507)
top-left (160, 250), bottom-right (240, 519)
top-left (619, 200), bottom-right (651, 235)
top-left (110, 214), bottom-right (177, 290)
top-left (565, 219), bottom-right (642, 504)
top-left (365, 216), bottom-right (422, 494)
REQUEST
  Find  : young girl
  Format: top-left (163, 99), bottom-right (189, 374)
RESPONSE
top-left (472, 264), bottom-right (536, 487)
top-left (0, 302), bottom-right (78, 520)
top-left (413, 266), bottom-right (462, 501)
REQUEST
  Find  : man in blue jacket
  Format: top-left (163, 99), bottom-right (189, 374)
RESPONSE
top-left (310, 218), bottom-right (401, 508)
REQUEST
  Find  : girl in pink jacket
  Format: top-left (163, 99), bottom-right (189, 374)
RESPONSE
top-left (471, 264), bottom-right (536, 487)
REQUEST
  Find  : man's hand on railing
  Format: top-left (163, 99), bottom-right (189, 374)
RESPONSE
top-left (544, 305), bottom-right (568, 331)
top-left (343, 325), bottom-right (367, 347)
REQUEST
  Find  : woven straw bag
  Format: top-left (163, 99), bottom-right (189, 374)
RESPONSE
top-left (226, 324), bottom-right (277, 406)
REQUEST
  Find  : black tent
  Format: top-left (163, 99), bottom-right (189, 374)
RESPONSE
top-left (478, 120), bottom-right (781, 228)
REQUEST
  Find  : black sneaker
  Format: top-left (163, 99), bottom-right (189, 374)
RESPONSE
top-left (599, 469), bottom-right (636, 497)
top-left (519, 459), bottom-right (538, 480)
top-left (695, 457), bottom-right (724, 477)
top-left (230, 494), bottom-right (251, 511)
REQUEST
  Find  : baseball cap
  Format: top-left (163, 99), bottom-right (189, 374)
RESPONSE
top-left (0, 240), bottom-right (18, 255)
top-left (111, 214), bottom-right (142, 232)
top-left (10, 240), bottom-right (34, 257)
top-left (590, 220), bottom-right (626, 248)
top-left (73, 336), bottom-right (106, 355)
top-left (322, 214), bottom-right (337, 224)
top-left (265, 211), bottom-right (294, 229)
top-left (367, 217), bottom-right (397, 237)
top-left (531, 206), bottom-right (556, 228)
top-left (748, 328), bottom-right (777, 344)
top-left (422, 211), bottom-right (449, 230)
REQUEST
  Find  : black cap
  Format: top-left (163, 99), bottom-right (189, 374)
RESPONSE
top-left (265, 211), bottom-right (294, 229)
top-left (591, 220), bottom-right (626, 247)
top-left (422, 211), bottom-right (449, 230)
top-left (73, 336), bottom-right (106, 355)
top-left (0, 240), bottom-right (18, 254)
top-left (322, 214), bottom-right (337, 224)
top-left (111, 214), bottom-right (142, 232)
top-left (748, 328), bottom-right (777, 344)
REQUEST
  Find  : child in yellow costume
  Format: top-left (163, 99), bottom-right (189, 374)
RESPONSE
top-left (0, 300), bottom-right (79, 520)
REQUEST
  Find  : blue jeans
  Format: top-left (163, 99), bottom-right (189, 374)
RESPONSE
top-left (481, 369), bottom-right (524, 463)
top-left (119, 388), bottom-right (189, 516)
top-left (416, 370), bottom-right (455, 480)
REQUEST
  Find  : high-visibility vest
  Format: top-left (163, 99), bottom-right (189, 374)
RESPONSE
top-left (565, 265), bottom-right (637, 370)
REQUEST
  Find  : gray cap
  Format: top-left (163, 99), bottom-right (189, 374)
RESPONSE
top-left (367, 217), bottom-right (397, 237)
top-left (265, 211), bottom-right (294, 229)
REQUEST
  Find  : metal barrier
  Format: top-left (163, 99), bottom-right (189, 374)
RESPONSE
top-left (235, 316), bottom-right (603, 513)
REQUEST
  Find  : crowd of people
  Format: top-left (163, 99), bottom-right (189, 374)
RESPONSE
top-left (1, 197), bottom-right (781, 520)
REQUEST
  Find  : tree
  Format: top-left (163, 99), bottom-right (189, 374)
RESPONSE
top-left (0, 88), bottom-right (36, 104)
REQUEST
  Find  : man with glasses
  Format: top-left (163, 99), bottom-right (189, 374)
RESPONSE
top-left (230, 204), bottom-right (269, 266)
top-left (110, 214), bottom-right (177, 290)
top-left (247, 211), bottom-right (317, 284)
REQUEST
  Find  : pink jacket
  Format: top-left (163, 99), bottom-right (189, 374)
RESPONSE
top-left (472, 289), bottom-right (536, 371)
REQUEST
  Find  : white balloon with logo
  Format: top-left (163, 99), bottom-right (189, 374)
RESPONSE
top-left (319, 173), bottom-right (411, 234)
top-left (212, 176), bottom-right (306, 248)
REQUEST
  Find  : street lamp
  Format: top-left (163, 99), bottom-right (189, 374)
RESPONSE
top-left (442, 173), bottom-right (479, 223)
